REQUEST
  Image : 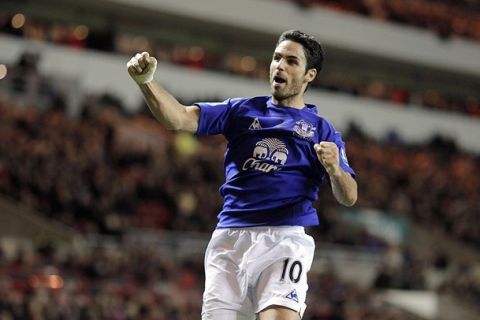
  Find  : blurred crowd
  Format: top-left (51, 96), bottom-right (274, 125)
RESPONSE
top-left (0, 73), bottom-right (479, 320)
top-left (340, 124), bottom-right (480, 247)
top-left (0, 93), bottom-right (223, 235)
top-left (2, 2), bottom-right (480, 319)
top-left (0, 88), bottom-right (479, 247)
top-left (0, 239), bottom-right (204, 320)
top-left (0, 238), bottom-right (428, 320)
top-left (1, 236), bottom-right (478, 320)
top-left (1, 12), bottom-right (479, 118)
top-left (290, 0), bottom-right (480, 41)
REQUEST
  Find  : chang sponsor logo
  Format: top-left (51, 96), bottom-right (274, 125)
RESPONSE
top-left (242, 138), bottom-right (288, 173)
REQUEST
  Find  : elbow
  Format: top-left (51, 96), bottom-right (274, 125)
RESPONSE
top-left (163, 123), bottom-right (177, 131)
top-left (341, 190), bottom-right (358, 207)
top-left (343, 178), bottom-right (358, 207)
top-left (168, 106), bottom-right (197, 132)
top-left (343, 195), bottom-right (357, 207)
top-left (162, 117), bottom-right (183, 131)
top-left (151, 115), bottom-right (178, 131)
top-left (165, 119), bottom-right (195, 133)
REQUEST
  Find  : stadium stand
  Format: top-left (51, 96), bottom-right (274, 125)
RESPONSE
top-left (1, 87), bottom-right (479, 318)
top-left (0, 92), bottom-right (479, 246)
top-left (0, 0), bottom-right (479, 319)
top-left (286, 0), bottom-right (480, 42)
top-left (1, 236), bottom-right (431, 320)
top-left (1, 1), bottom-right (480, 117)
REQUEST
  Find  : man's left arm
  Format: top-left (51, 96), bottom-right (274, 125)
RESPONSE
top-left (314, 142), bottom-right (357, 206)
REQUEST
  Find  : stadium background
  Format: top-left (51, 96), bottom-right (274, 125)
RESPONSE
top-left (0, 0), bottom-right (479, 319)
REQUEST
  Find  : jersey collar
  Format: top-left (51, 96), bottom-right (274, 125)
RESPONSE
top-left (267, 96), bottom-right (317, 114)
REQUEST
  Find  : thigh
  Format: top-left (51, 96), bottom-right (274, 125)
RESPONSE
top-left (257, 305), bottom-right (301, 320)
top-left (202, 229), bottom-right (254, 320)
top-left (253, 231), bottom-right (315, 318)
top-left (203, 309), bottom-right (256, 320)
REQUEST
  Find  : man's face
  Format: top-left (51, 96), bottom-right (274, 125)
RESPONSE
top-left (269, 40), bottom-right (315, 102)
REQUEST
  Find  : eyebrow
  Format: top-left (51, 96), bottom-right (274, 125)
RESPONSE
top-left (273, 52), bottom-right (300, 61)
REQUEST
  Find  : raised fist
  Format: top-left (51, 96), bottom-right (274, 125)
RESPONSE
top-left (314, 142), bottom-right (340, 176)
top-left (127, 52), bottom-right (157, 85)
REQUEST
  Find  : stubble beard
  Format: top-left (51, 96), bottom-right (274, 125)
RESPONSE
top-left (271, 81), bottom-right (303, 104)
top-left (272, 90), bottom-right (295, 102)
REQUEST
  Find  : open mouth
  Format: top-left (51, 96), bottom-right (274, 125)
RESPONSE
top-left (273, 75), bottom-right (287, 85)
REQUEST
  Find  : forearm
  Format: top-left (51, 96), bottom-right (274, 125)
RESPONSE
top-left (139, 80), bottom-right (198, 132)
top-left (329, 170), bottom-right (357, 207)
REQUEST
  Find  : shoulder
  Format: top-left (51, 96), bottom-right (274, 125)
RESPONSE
top-left (229, 96), bottom-right (270, 108)
top-left (308, 109), bottom-right (340, 140)
top-left (301, 103), bottom-right (334, 130)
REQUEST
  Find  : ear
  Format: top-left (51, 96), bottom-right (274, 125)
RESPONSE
top-left (305, 68), bottom-right (317, 83)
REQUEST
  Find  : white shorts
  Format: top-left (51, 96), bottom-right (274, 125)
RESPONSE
top-left (202, 226), bottom-right (315, 320)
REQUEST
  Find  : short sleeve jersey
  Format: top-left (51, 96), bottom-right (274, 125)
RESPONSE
top-left (195, 96), bottom-right (355, 228)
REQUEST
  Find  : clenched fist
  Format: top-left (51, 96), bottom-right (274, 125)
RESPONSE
top-left (314, 142), bottom-right (340, 177)
top-left (127, 52), bottom-right (157, 85)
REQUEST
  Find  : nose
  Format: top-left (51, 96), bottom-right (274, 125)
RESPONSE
top-left (276, 58), bottom-right (286, 71)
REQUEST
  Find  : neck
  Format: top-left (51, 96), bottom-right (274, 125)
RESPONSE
top-left (272, 95), bottom-right (305, 109)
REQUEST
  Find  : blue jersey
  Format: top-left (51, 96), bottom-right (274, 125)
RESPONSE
top-left (195, 96), bottom-right (355, 228)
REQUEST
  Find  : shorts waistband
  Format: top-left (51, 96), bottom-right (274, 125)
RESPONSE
top-left (215, 225), bottom-right (305, 233)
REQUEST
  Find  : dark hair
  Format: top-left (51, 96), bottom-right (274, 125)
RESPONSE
top-left (276, 30), bottom-right (325, 74)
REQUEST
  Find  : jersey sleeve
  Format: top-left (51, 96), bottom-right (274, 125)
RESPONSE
top-left (317, 119), bottom-right (356, 178)
top-left (195, 99), bottom-right (235, 136)
top-left (332, 130), bottom-right (356, 178)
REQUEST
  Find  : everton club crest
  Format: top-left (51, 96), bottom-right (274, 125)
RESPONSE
top-left (293, 119), bottom-right (316, 140)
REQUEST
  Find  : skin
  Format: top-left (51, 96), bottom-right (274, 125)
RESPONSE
top-left (269, 40), bottom-right (316, 109)
top-left (127, 52), bottom-right (199, 133)
top-left (127, 41), bottom-right (357, 320)
top-left (258, 305), bottom-right (301, 320)
top-left (267, 40), bottom-right (357, 207)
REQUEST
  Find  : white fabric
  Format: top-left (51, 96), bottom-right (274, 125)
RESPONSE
top-left (126, 52), bottom-right (157, 85)
top-left (202, 226), bottom-right (315, 320)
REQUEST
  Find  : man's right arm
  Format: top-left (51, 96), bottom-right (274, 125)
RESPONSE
top-left (127, 52), bottom-right (199, 133)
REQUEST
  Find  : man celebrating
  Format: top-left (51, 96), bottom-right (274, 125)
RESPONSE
top-left (127, 30), bottom-right (357, 320)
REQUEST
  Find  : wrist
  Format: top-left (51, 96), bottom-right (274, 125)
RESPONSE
top-left (138, 79), bottom-right (152, 86)
top-left (136, 76), bottom-right (154, 85)
top-left (328, 166), bottom-right (343, 179)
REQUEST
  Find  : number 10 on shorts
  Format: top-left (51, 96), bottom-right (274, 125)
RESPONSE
top-left (280, 258), bottom-right (303, 283)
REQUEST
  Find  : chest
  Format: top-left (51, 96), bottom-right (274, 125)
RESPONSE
top-left (225, 109), bottom-right (320, 144)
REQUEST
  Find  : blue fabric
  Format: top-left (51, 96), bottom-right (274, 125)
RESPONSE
top-left (195, 96), bottom-right (355, 228)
